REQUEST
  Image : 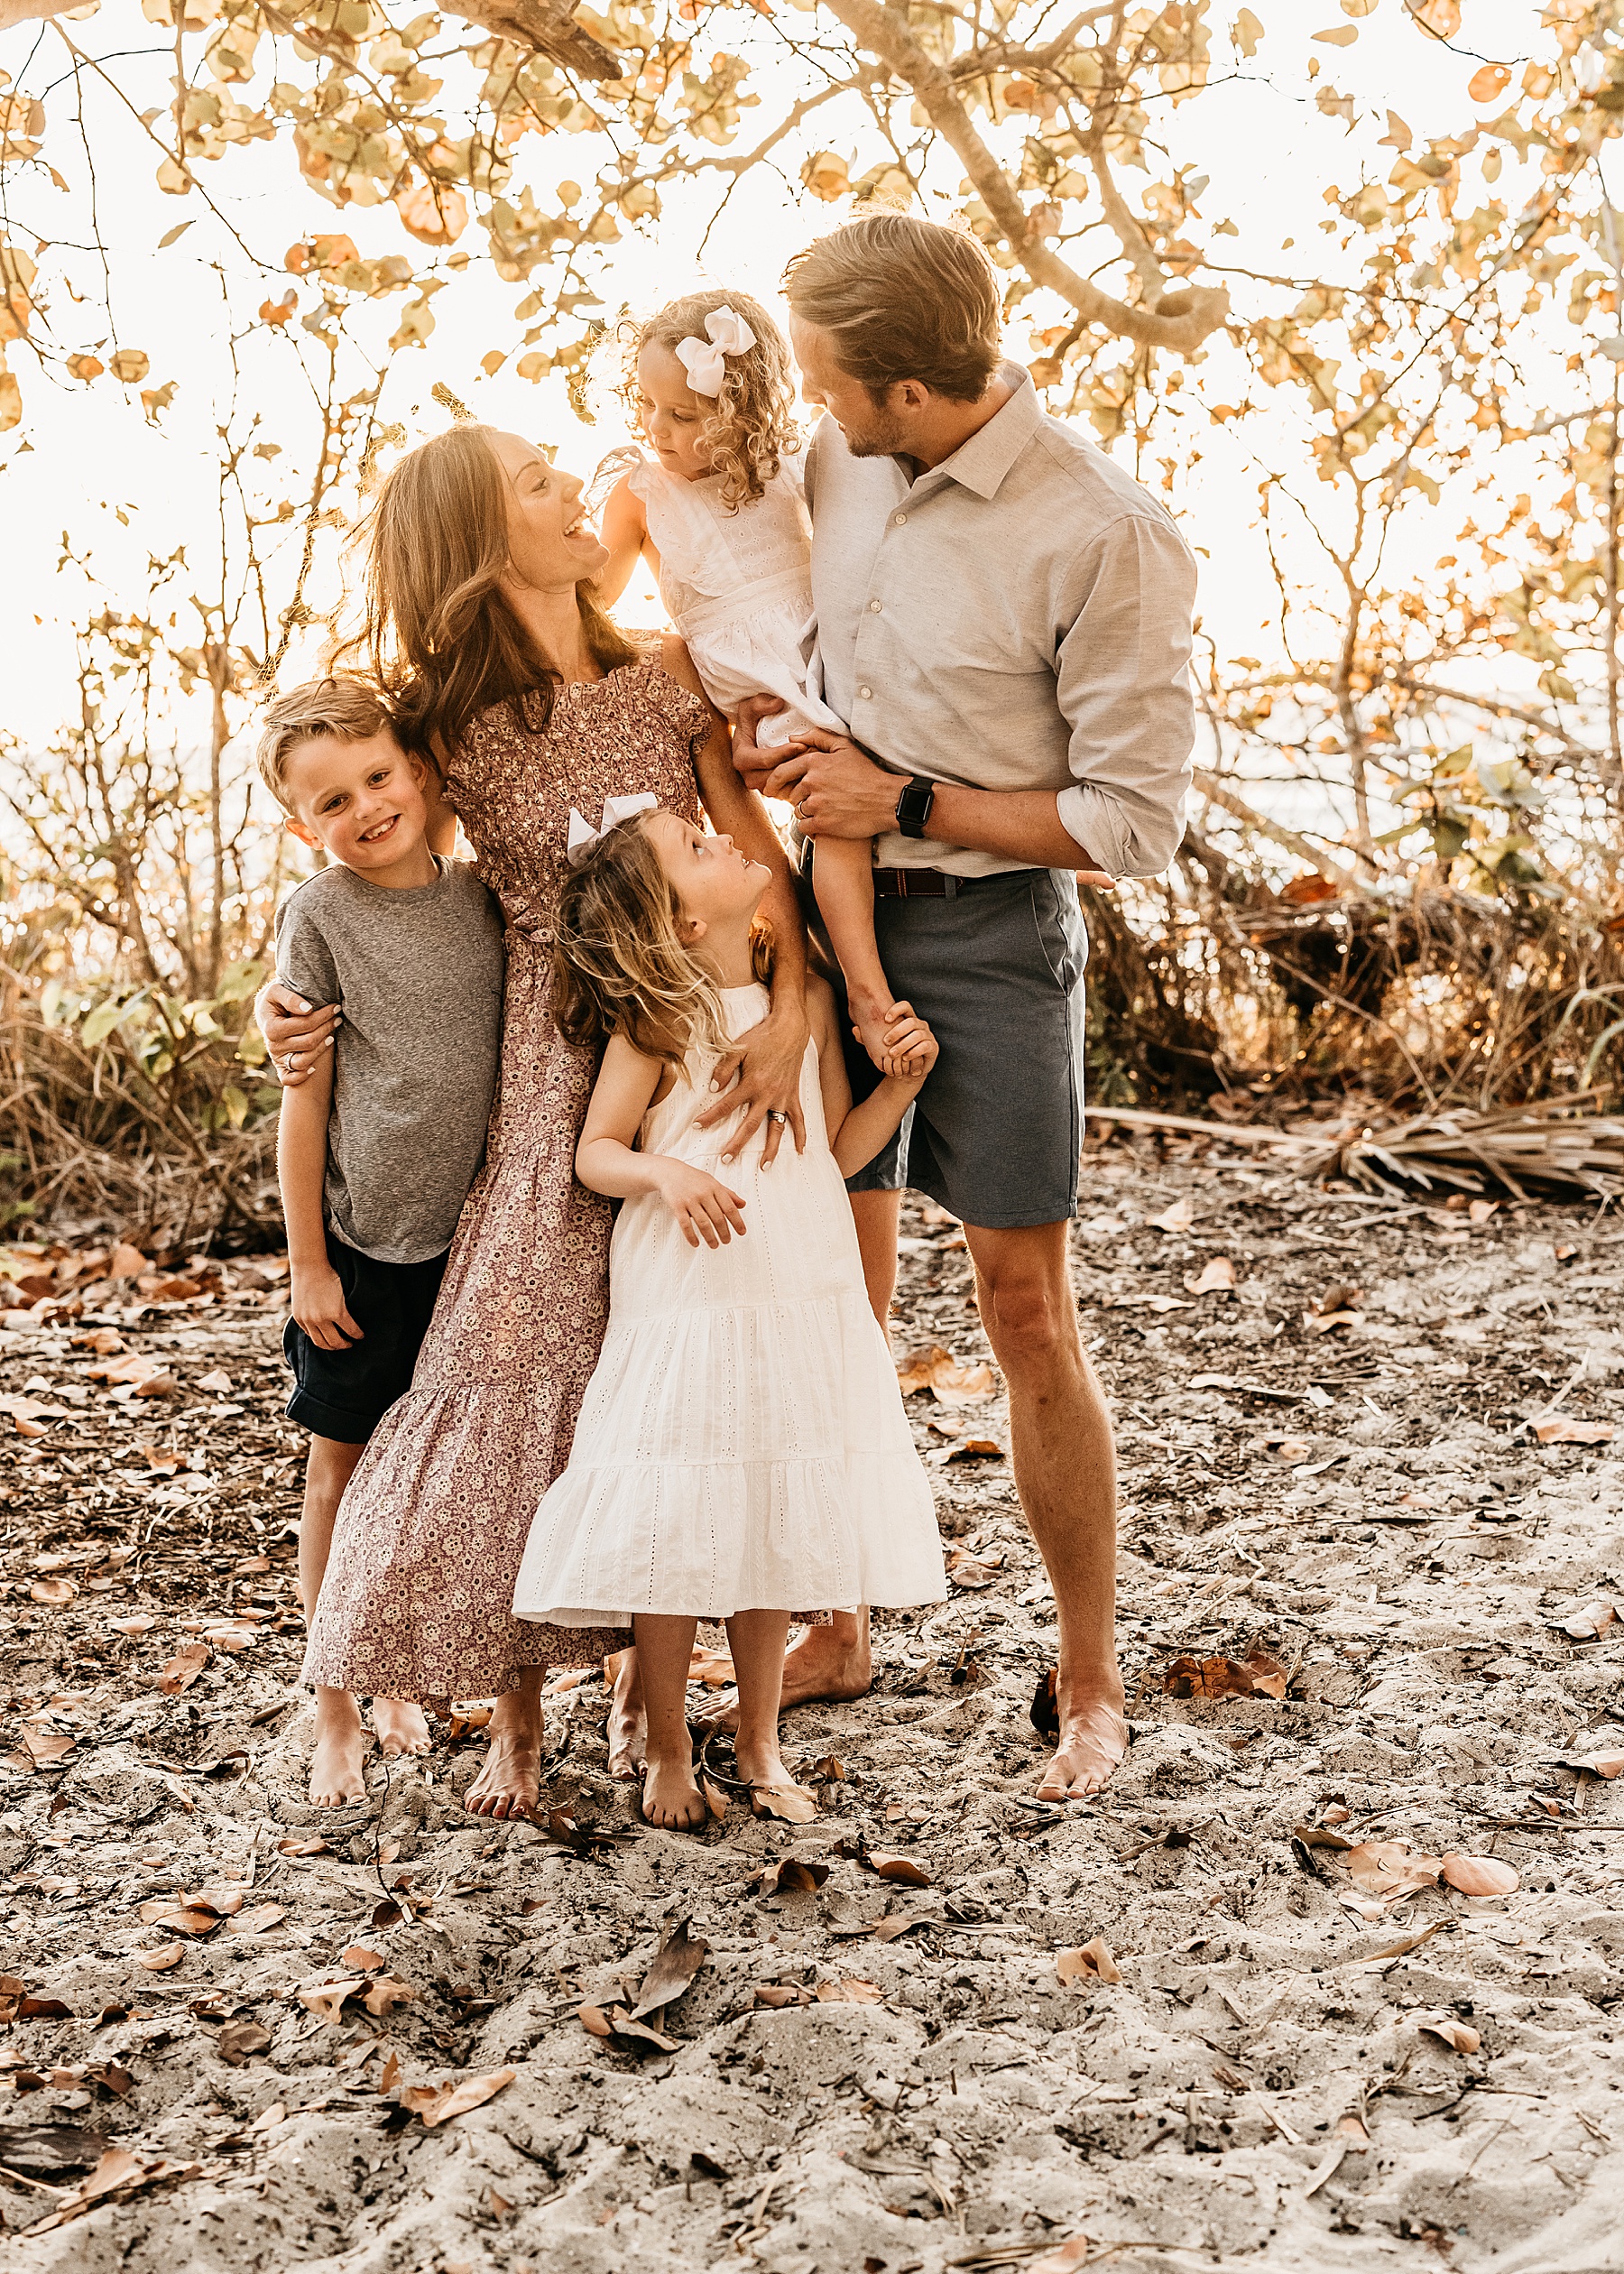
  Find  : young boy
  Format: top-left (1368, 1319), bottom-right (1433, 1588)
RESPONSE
top-left (257, 677), bottom-right (504, 1807)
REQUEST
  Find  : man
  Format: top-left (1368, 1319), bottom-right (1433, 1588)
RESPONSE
top-left (738, 213), bottom-right (1195, 1798)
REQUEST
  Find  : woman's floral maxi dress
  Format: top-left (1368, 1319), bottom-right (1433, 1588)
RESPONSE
top-left (303, 657), bottom-right (709, 1698)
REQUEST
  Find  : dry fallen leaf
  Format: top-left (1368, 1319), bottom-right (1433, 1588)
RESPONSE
top-left (866, 1853), bottom-right (932, 1888)
top-left (277, 1836), bottom-right (328, 1857)
top-left (1553, 1598), bottom-right (1618, 1641)
top-left (629, 1917), bottom-right (708, 2020)
top-left (157, 1641), bottom-right (211, 1695)
top-left (195, 1368), bottom-right (233, 1394)
top-left (1343, 1840), bottom-right (1443, 1901)
top-left (1440, 1853), bottom-right (1518, 1899)
top-left (341, 1945), bottom-right (385, 1972)
top-left (1149, 1197), bottom-right (1194, 1233)
top-left (1057, 1937), bottom-right (1121, 1987)
top-left (759, 1856), bottom-right (830, 1895)
top-left (30, 1577), bottom-right (78, 1607)
top-left (750, 1782), bottom-right (817, 1825)
top-left (297, 1976), bottom-right (366, 2024)
top-left (1164, 1649), bottom-right (1287, 1702)
top-left (214, 2020), bottom-right (272, 2065)
top-left (577, 2003), bottom-right (678, 2054)
top-left (360, 1976), bottom-right (416, 2019)
top-left (395, 2066), bottom-right (515, 2128)
top-left (944, 1437), bottom-right (1005, 1463)
top-left (135, 1944), bottom-right (184, 1973)
top-left (1534, 1417), bottom-right (1614, 1447)
top-left (1554, 1748), bottom-right (1624, 1779)
top-left (753, 1983), bottom-right (815, 2008)
top-left (1029, 2239), bottom-right (1092, 2274)
top-left (894, 1343), bottom-right (997, 1403)
top-left (1185, 1256), bottom-right (1236, 1296)
top-left (946, 1546), bottom-right (1005, 1590)
top-left (815, 1978), bottom-right (884, 2004)
top-left (1416, 2011), bottom-right (1481, 2054)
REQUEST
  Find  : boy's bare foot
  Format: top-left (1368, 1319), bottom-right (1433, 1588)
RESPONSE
top-left (465, 1682), bottom-right (543, 1819)
top-left (605, 1649), bottom-right (646, 1781)
top-left (1036, 1677), bottom-right (1129, 1800)
top-left (372, 1697), bottom-right (431, 1759)
top-left (641, 1752), bottom-right (706, 1832)
top-left (310, 1689), bottom-right (367, 1807)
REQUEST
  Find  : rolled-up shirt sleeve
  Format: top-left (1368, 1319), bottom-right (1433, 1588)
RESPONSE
top-left (1053, 512), bottom-right (1197, 880)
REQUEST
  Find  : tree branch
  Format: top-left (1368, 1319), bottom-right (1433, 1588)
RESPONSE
top-left (818, 0), bottom-right (1229, 353)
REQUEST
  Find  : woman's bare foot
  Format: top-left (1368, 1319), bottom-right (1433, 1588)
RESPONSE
top-left (605, 1648), bottom-right (646, 1781)
top-left (310, 1688), bottom-right (367, 1807)
top-left (1036, 1678), bottom-right (1129, 1800)
top-left (465, 1678), bottom-right (543, 1819)
top-left (371, 1697), bottom-right (431, 1759)
top-left (701, 1612), bottom-right (871, 1732)
top-left (641, 1750), bottom-right (706, 1831)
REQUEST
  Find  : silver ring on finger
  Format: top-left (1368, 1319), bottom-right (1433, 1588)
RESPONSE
top-left (767, 1109), bottom-right (789, 1124)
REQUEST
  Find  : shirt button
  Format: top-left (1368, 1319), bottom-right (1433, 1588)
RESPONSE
top-left (894, 513), bottom-right (907, 525)
top-left (868, 599), bottom-right (882, 614)
top-left (858, 687), bottom-right (872, 700)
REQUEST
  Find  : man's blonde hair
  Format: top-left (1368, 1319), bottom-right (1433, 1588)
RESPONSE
top-left (257, 675), bottom-right (398, 812)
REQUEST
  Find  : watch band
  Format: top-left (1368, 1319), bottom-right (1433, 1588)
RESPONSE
top-left (894, 775), bottom-right (937, 840)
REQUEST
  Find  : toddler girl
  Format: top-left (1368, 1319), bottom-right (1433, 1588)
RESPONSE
top-left (511, 797), bottom-right (946, 1831)
top-left (595, 288), bottom-right (918, 1078)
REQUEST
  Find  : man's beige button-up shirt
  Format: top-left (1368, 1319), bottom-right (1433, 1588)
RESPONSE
top-left (805, 364), bottom-right (1197, 879)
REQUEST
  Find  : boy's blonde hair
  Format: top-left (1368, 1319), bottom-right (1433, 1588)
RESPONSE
top-left (619, 288), bottom-right (798, 511)
top-left (553, 812), bottom-right (772, 1071)
top-left (257, 676), bottom-right (398, 812)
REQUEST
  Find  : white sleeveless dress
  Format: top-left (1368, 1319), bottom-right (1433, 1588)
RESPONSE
top-left (626, 451), bottom-right (847, 750)
top-left (512, 984), bottom-right (946, 1625)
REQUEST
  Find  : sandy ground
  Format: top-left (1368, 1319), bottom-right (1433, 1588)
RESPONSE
top-left (1, 1135), bottom-right (1622, 2274)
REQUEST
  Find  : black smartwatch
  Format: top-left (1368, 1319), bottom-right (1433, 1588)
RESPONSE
top-left (894, 775), bottom-right (936, 839)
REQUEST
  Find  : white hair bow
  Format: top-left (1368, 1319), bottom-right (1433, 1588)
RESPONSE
top-left (674, 304), bottom-right (758, 397)
top-left (566, 790), bottom-right (658, 869)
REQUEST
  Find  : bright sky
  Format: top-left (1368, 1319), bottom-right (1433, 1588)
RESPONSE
top-left (0, 1), bottom-right (1575, 760)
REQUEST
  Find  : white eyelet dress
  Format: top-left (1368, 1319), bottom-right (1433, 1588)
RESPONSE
top-left (512, 983), bottom-right (946, 1625)
top-left (627, 451), bottom-right (848, 749)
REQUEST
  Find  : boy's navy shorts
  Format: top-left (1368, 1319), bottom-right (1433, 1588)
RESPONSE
top-left (282, 1234), bottom-right (448, 1445)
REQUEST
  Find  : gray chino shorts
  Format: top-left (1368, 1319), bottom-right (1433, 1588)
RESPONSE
top-left (800, 862), bottom-right (1088, 1231)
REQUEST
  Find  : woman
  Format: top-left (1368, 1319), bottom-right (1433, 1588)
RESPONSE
top-left (264, 424), bottom-right (809, 1818)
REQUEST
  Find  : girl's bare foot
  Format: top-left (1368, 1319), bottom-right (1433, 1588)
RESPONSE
top-left (734, 1727), bottom-right (813, 1819)
top-left (371, 1697), bottom-right (431, 1758)
top-left (641, 1751), bottom-right (706, 1831)
top-left (605, 1648), bottom-right (646, 1781)
top-left (465, 1679), bottom-right (543, 1819)
top-left (309, 1688), bottom-right (367, 1806)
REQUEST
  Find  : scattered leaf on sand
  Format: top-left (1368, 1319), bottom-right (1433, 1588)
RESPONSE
top-left (1416, 2012), bottom-right (1481, 2054)
top-left (360, 1977), bottom-right (416, 2019)
top-left (1030, 2239), bottom-right (1092, 2274)
top-left (869, 1913), bottom-right (932, 1943)
top-left (894, 1343), bottom-right (997, 1403)
top-left (157, 1641), bottom-right (211, 1694)
top-left (1440, 1853), bottom-right (1519, 1898)
top-left (227, 1904), bottom-right (287, 1937)
top-left (1057, 1937), bottom-right (1121, 1987)
top-left (946, 1546), bottom-right (1005, 1589)
top-left (341, 1946), bottom-right (385, 1972)
top-left (687, 1644), bottom-right (736, 1687)
top-left (866, 1854), bottom-right (932, 1888)
top-left (1534, 1417), bottom-right (1614, 1446)
top-left (944, 1437), bottom-right (1004, 1463)
top-left (1149, 1198), bottom-right (1194, 1233)
top-left (816, 1978), bottom-right (883, 2004)
top-left (21, 2146), bottom-right (202, 2236)
top-left (759, 1856), bottom-right (830, 1895)
top-left (135, 1944), bottom-right (184, 1973)
top-left (629, 1918), bottom-right (708, 2020)
top-left (1164, 1649), bottom-right (1287, 1701)
top-left (30, 1577), bottom-right (78, 1606)
top-left (195, 1369), bottom-right (233, 1394)
top-left (22, 1727), bottom-right (76, 1764)
top-left (754, 1983), bottom-right (815, 2007)
top-left (751, 1783), bottom-right (817, 1825)
top-left (577, 2003), bottom-right (678, 2055)
top-left (277, 1836), bottom-right (328, 1857)
top-left (1343, 1840), bottom-right (1443, 1900)
top-left (1554, 1748), bottom-right (1624, 1779)
top-left (1293, 1824), bottom-right (1356, 1851)
top-left (395, 2066), bottom-right (515, 2127)
top-left (1552, 1598), bottom-right (1618, 1640)
top-left (1185, 1256), bottom-right (1235, 1295)
top-left (214, 2020), bottom-right (272, 2064)
top-left (298, 1977), bottom-right (367, 2024)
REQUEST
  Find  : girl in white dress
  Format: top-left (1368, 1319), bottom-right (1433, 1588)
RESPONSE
top-left (512, 799), bottom-right (946, 1831)
top-left (595, 289), bottom-right (922, 1081)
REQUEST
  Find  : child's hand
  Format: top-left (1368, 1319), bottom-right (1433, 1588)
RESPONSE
top-left (851, 995), bottom-right (912, 1077)
top-left (877, 1003), bottom-right (937, 1083)
top-left (654, 1160), bottom-right (749, 1248)
top-left (291, 1262), bottom-right (363, 1352)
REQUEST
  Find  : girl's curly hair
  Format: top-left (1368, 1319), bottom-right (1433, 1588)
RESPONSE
top-left (553, 810), bottom-right (772, 1072)
top-left (618, 288), bottom-right (799, 510)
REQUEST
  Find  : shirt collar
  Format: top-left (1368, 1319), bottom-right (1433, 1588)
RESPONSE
top-left (920, 362), bottom-right (1039, 501)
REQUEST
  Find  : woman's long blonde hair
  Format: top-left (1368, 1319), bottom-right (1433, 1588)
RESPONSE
top-left (619, 288), bottom-right (798, 511)
top-left (343, 422), bottom-right (638, 763)
top-left (553, 814), bottom-right (772, 1071)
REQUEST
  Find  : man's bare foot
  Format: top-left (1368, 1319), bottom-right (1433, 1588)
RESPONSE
top-left (1037, 1682), bottom-right (1129, 1800)
top-left (700, 1613), bottom-right (872, 1732)
top-left (310, 1689), bottom-right (367, 1807)
top-left (465, 1683), bottom-right (543, 1819)
top-left (641, 1752), bottom-right (706, 1832)
top-left (605, 1648), bottom-right (646, 1782)
top-left (372, 1697), bottom-right (431, 1759)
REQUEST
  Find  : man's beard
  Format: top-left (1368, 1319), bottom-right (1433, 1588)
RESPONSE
top-left (840, 406), bottom-right (911, 459)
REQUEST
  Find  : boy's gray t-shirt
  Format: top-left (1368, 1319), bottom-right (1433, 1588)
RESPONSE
top-left (274, 857), bottom-right (504, 1265)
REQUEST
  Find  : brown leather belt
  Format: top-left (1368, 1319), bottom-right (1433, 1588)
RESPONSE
top-left (871, 867), bottom-right (1003, 898)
